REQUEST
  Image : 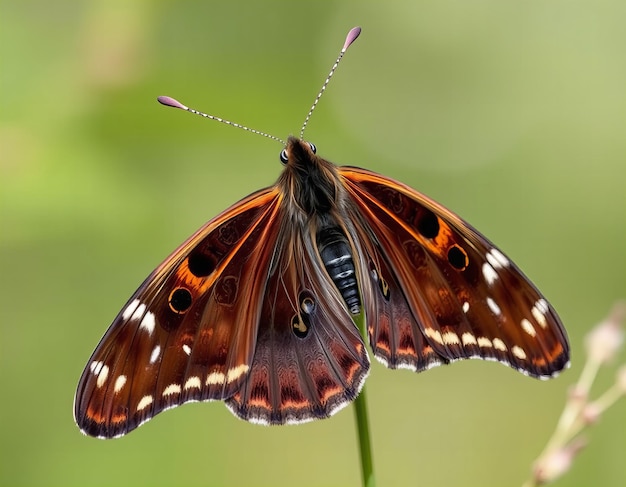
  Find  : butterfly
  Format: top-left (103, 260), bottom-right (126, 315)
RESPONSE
top-left (74, 27), bottom-right (570, 439)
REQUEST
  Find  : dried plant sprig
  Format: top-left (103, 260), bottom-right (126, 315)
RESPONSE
top-left (523, 301), bottom-right (626, 487)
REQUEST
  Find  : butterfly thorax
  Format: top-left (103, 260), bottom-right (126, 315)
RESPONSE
top-left (277, 137), bottom-right (362, 316)
top-left (279, 137), bottom-right (341, 216)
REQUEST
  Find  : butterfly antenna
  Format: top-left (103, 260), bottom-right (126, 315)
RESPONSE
top-left (157, 96), bottom-right (286, 146)
top-left (299, 26), bottom-right (361, 140)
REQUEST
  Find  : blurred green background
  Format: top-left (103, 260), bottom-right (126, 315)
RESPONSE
top-left (1, 1), bottom-right (624, 486)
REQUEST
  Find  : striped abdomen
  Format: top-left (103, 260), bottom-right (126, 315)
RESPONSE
top-left (317, 227), bottom-right (361, 315)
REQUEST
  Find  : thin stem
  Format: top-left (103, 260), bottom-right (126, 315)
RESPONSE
top-left (589, 382), bottom-right (625, 416)
top-left (354, 386), bottom-right (375, 487)
top-left (353, 313), bottom-right (376, 487)
top-left (542, 358), bottom-right (599, 456)
top-left (522, 302), bottom-right (626, 487)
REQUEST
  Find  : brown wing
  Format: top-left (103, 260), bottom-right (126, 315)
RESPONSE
top-left (340, 167), bottom-right (570, 379)
top-left (226, 224), bottom-right (370, 424)
top-left (74, 188), bottom-right (282, 438)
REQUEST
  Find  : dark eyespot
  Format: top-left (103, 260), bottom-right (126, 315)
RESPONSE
top-left (169, 288), bottom-right (193, 314)
top-left (301, 296), bottom-right (316, 315)
top-left (292, 315), bottom-right (309, 339)
top-left (187, 252), bottom-right (215, 277)
top-left (447, 244), bottom-right (469, 270)
top-left (307, 142), bottom-right (317, 153)
top-left (417, 210), bottom-right (440, 239)
top-left (279, 149), bottom-right (288, 164)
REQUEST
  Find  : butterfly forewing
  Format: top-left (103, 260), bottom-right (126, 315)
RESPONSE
top-left (74, 189), bottom-right (282, 438)
top-left (340, 167), bottom-right (569, 378)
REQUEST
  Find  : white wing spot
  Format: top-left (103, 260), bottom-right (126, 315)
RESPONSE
top-left (149, 345), bottom-right (161, 364)
top-left (482, 263), bottom-right (499, 286)
top-left (162, 383), bottom-right (182, 396)
top-left (129, 301), bottom-right (147, 322)
top-left (136, 395), bottom-right (153, 412)
top-left (204, 365), bottom-right (251, 386)
top-left (487, 248), bottom-right (509, 268)
top-left (521, 318), bottom-right (537, 337)
top-left (536, 298), bottom-right (549, 314)
top-left (96, 364), bottom-right (110, 388)
top-left (140, 311), bottom-right (156, 335)
top-left (477, 337), bottom-right (493, 348)
top-left (462, 301), bottom-right (470, 313)
top-left (206, 371), bottom-right (226, 385)
top-left (424, 328), bottom-right (444, 345)
top-left (462, 333), bottom-right (477, 346)
top-left (532, 300), bottom-right (549, 328)
top-left (492, 338), bottom-right (507, 351)
top-left (486, 297), bottom-right (502, 316)
top-left (114, 375), bottom-right (127, 393)
top-left (182, 344), bottom-right (192, 355)
top-left (123, 299), bottom-right (156, 334)
top-left (184, 376), bottom-right (201, 390)
top-left (227, 364), bottom-right (250, 383)
top-left (512, 345), bottom-right (527, 360)
top-left (122, 299), bottom-right (141, 320)
top-left (90, 360), bottom-right (104, 375)
top-left (442, 331), bottom-right (460, 345)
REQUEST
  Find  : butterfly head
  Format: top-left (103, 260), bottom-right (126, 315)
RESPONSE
top-left (279, 137), bottom-right (317, 165)
top-left (278, 137), bottom-right (340, 215)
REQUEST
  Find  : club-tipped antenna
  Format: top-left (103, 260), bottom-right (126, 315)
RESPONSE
top-left (299, 26), bottom-right (361, 140)
top-left (157, 96), bottom-right (286, 146)
top-left (158, 27), bottom-right (361, 146)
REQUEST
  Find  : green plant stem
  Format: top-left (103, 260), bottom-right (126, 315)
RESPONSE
top-left (354, 386), bottom-right (375, 487)
top-left (353, 313), bottom-right (376, 487)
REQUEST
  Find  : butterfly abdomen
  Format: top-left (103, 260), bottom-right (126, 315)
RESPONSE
top-left (317, 226), bottom-right (361, 315)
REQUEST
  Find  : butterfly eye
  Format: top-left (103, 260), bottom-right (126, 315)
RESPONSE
top-left (307, 142), bottom-right (317, 154)
top-left (279, 149), bottom-right (289, 164)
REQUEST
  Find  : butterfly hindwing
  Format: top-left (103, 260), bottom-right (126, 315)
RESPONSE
top-left (74, 189), bottom-right (282, 438)
top-left (227, 223), bottom-right (370, 424)
top-left (340, 167), bottom-right (569, 379)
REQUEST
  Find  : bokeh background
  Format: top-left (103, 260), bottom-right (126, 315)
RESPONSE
top-left (1, 1), bottom-right (624, 486)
